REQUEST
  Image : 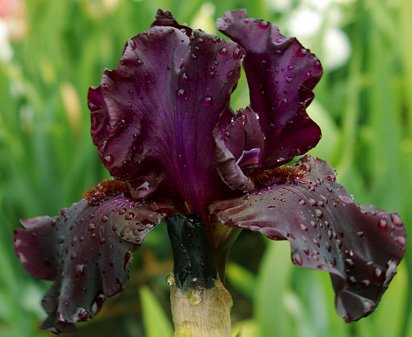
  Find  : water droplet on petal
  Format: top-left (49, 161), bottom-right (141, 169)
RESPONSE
top-left (129, 39), bottom-right (137, 49)
top-left (88, 223), bottom-right (96, 232)
top-left (298, 199), bottom-right (306, 205)
top-left (258, 20), bottom-right (270, 29)
top-left (74, 264), bottom-right (86, 277)
top-left (378, 219), bottom-right (387, 230)
top-left (361, 279), bottom-right (371, 288)
top-left (309, 198), bottom-right (317, 206)
top-left (395, 235), bottom-right (406, 248)
top-left (315, 209), bottom-right (323, 218)
top-left (292, 252), bottom-right (303, 265)
top-left (232, 48), bottom-right (242, 59)
top-left (203, 96), bottom-right (213, 106)
top-left (88, 101), bottom-right (102, 112)
top-left (219, 47), bottom-right (228, 56)
top-left (176, 88), bottom-right (187, 99)
top-left (391, 213), bottom-right (403, 226)
top-left (300, 224), bottom-right (308, 231)
top-left (285, 76), bottom-right (293, 83)
top-left (103, 154), bottom-right (114, 165)
top-left (298, 48), bottom-right (308, 57)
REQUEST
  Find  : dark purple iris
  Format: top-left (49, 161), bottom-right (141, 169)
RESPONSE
top-left (14, 9), bottom-right (406, 334)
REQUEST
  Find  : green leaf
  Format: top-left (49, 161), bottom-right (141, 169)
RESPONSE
top-left (140, 287), bottom-right (173, 337)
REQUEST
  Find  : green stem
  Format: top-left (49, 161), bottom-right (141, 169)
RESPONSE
top-left (166, 214), bottom-right (235, 337)
top-left (168, 276), bottom-right (233, 337)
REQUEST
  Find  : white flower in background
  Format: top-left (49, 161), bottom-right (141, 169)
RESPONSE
top-left (267, 0), bottom-right (352, 69)
top-left (0, 0), bottom-right (26, 62)
top-left (0, 19), bottom-right (13, 62)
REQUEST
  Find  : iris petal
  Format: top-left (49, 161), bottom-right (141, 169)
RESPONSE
top-left (88, 22), bottom-right (243, 214)
top-left (14, 183), bottom-right (174, 333)
top-left (217, 9), bottom-right (322, 166)
top-left (214, 107), bottom-right (265, 191)
top-left (210, 156), bottom-right (406, 321)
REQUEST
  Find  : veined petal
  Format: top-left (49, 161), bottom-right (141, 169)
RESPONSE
top-left (217, 9), bottom-right (322, 166)
top-left (214, 107), bottom-right (265, 191)
top-left (210, 156), bottom-right (406, 321)
top-left (14, 180), bottom-right (174, 333)
top-left (88, 18), bottom-right (243, 214)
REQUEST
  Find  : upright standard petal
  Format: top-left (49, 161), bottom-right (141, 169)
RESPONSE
top-left (210, 156), bottom-right (406, 322)
top-left (88, 21), bottom-right (243, 214)
top-left (14, 180), bottom-right (174, 333)
top-left (214, 107), bottom-right (265, 192)
top-left (217, 9), bottom-right (322, 166)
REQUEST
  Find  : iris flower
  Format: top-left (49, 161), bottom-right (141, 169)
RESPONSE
top-left (14, 9), bottom-right (406, 336)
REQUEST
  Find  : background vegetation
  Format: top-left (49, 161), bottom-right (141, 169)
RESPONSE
top-left (0, 0), bottom-right (411, 336)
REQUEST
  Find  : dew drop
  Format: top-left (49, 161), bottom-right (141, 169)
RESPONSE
top-left (219, 47), bottom-right (228, 56)
top-left (203, 96), bottom-right (213, 106)
top-left (395, 235), bottom-right (406, 248)
top-left (103, 154), bottom-right (114, 165)
top-left (345, 258), bottom-right (355, 269)
top-left (88, 101), bottom-right (102, 112)
top-left (99, 237), bottom-right (106, 245)
top-left (308, 198), bottom-right (317, 206)
top-left (348, 276), bottom-right (357, 285)
top-left (391, 213), bottom-right (403, 226)
top-left (176, 88), bottom-right (186, 99)
top-left (315, 209), bottom-right (323, 218)
top-left (378, 219), bottom-right (387, 230)
top-left (298, 48), bottom-right (308, 57)
top-left (166, 273), bottom-right (175, 286)
top-left (232, 48), bottom-right (242, 59)
top-left (298, 199), bottom-right (306, 205)
top-left (258, 20), bottom-right (270, 29)
top-left (293, 252), bottom-right (303, 265)
top-left (357, 231), bottom-right (364, 237)
top-left (189, 288), bottom-right (203, 305)
top-left (129, 39), bottom-right (137, 49)
top-left (74, 264), bottom-right (86, 277)
top-left (374, 267), bottom-right (383, 281)
top-left (88, 223), bottom-right (96, 232)
top-left (285, 76), bottom-right (293, 83)
top-left (300, 224), bottom-right (308, 231)
top-left (361, 279), bottom-right (371, 288)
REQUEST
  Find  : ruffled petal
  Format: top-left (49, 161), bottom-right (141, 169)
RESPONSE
top-left (210, 156), bottom-right (406, 322)
top-left (88, 19), bottom-right (243, 214)
top-left (14, 181), bottom-right (174, 333)
top-left (217, 9), bottom-right (322, 166)
top-left (214, 107), bottom-right (265, 191)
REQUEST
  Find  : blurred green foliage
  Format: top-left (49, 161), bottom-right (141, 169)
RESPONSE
top-left (0, 0), bottom-right (411, 336)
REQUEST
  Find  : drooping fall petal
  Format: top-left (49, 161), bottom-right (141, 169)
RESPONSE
top-left (217, 9), bottom-right (322, 166)
top-left (88, 20), bottom-right (243, 215)
top-left (14, 181), bottom-right (174, 333)
top-left (210, 156), bottom-right (406, 321)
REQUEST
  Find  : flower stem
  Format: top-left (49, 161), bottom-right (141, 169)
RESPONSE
top-left (169, 277), bottom-right (233, 337)
top-left (166, 214), bottom-right (234, 337)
